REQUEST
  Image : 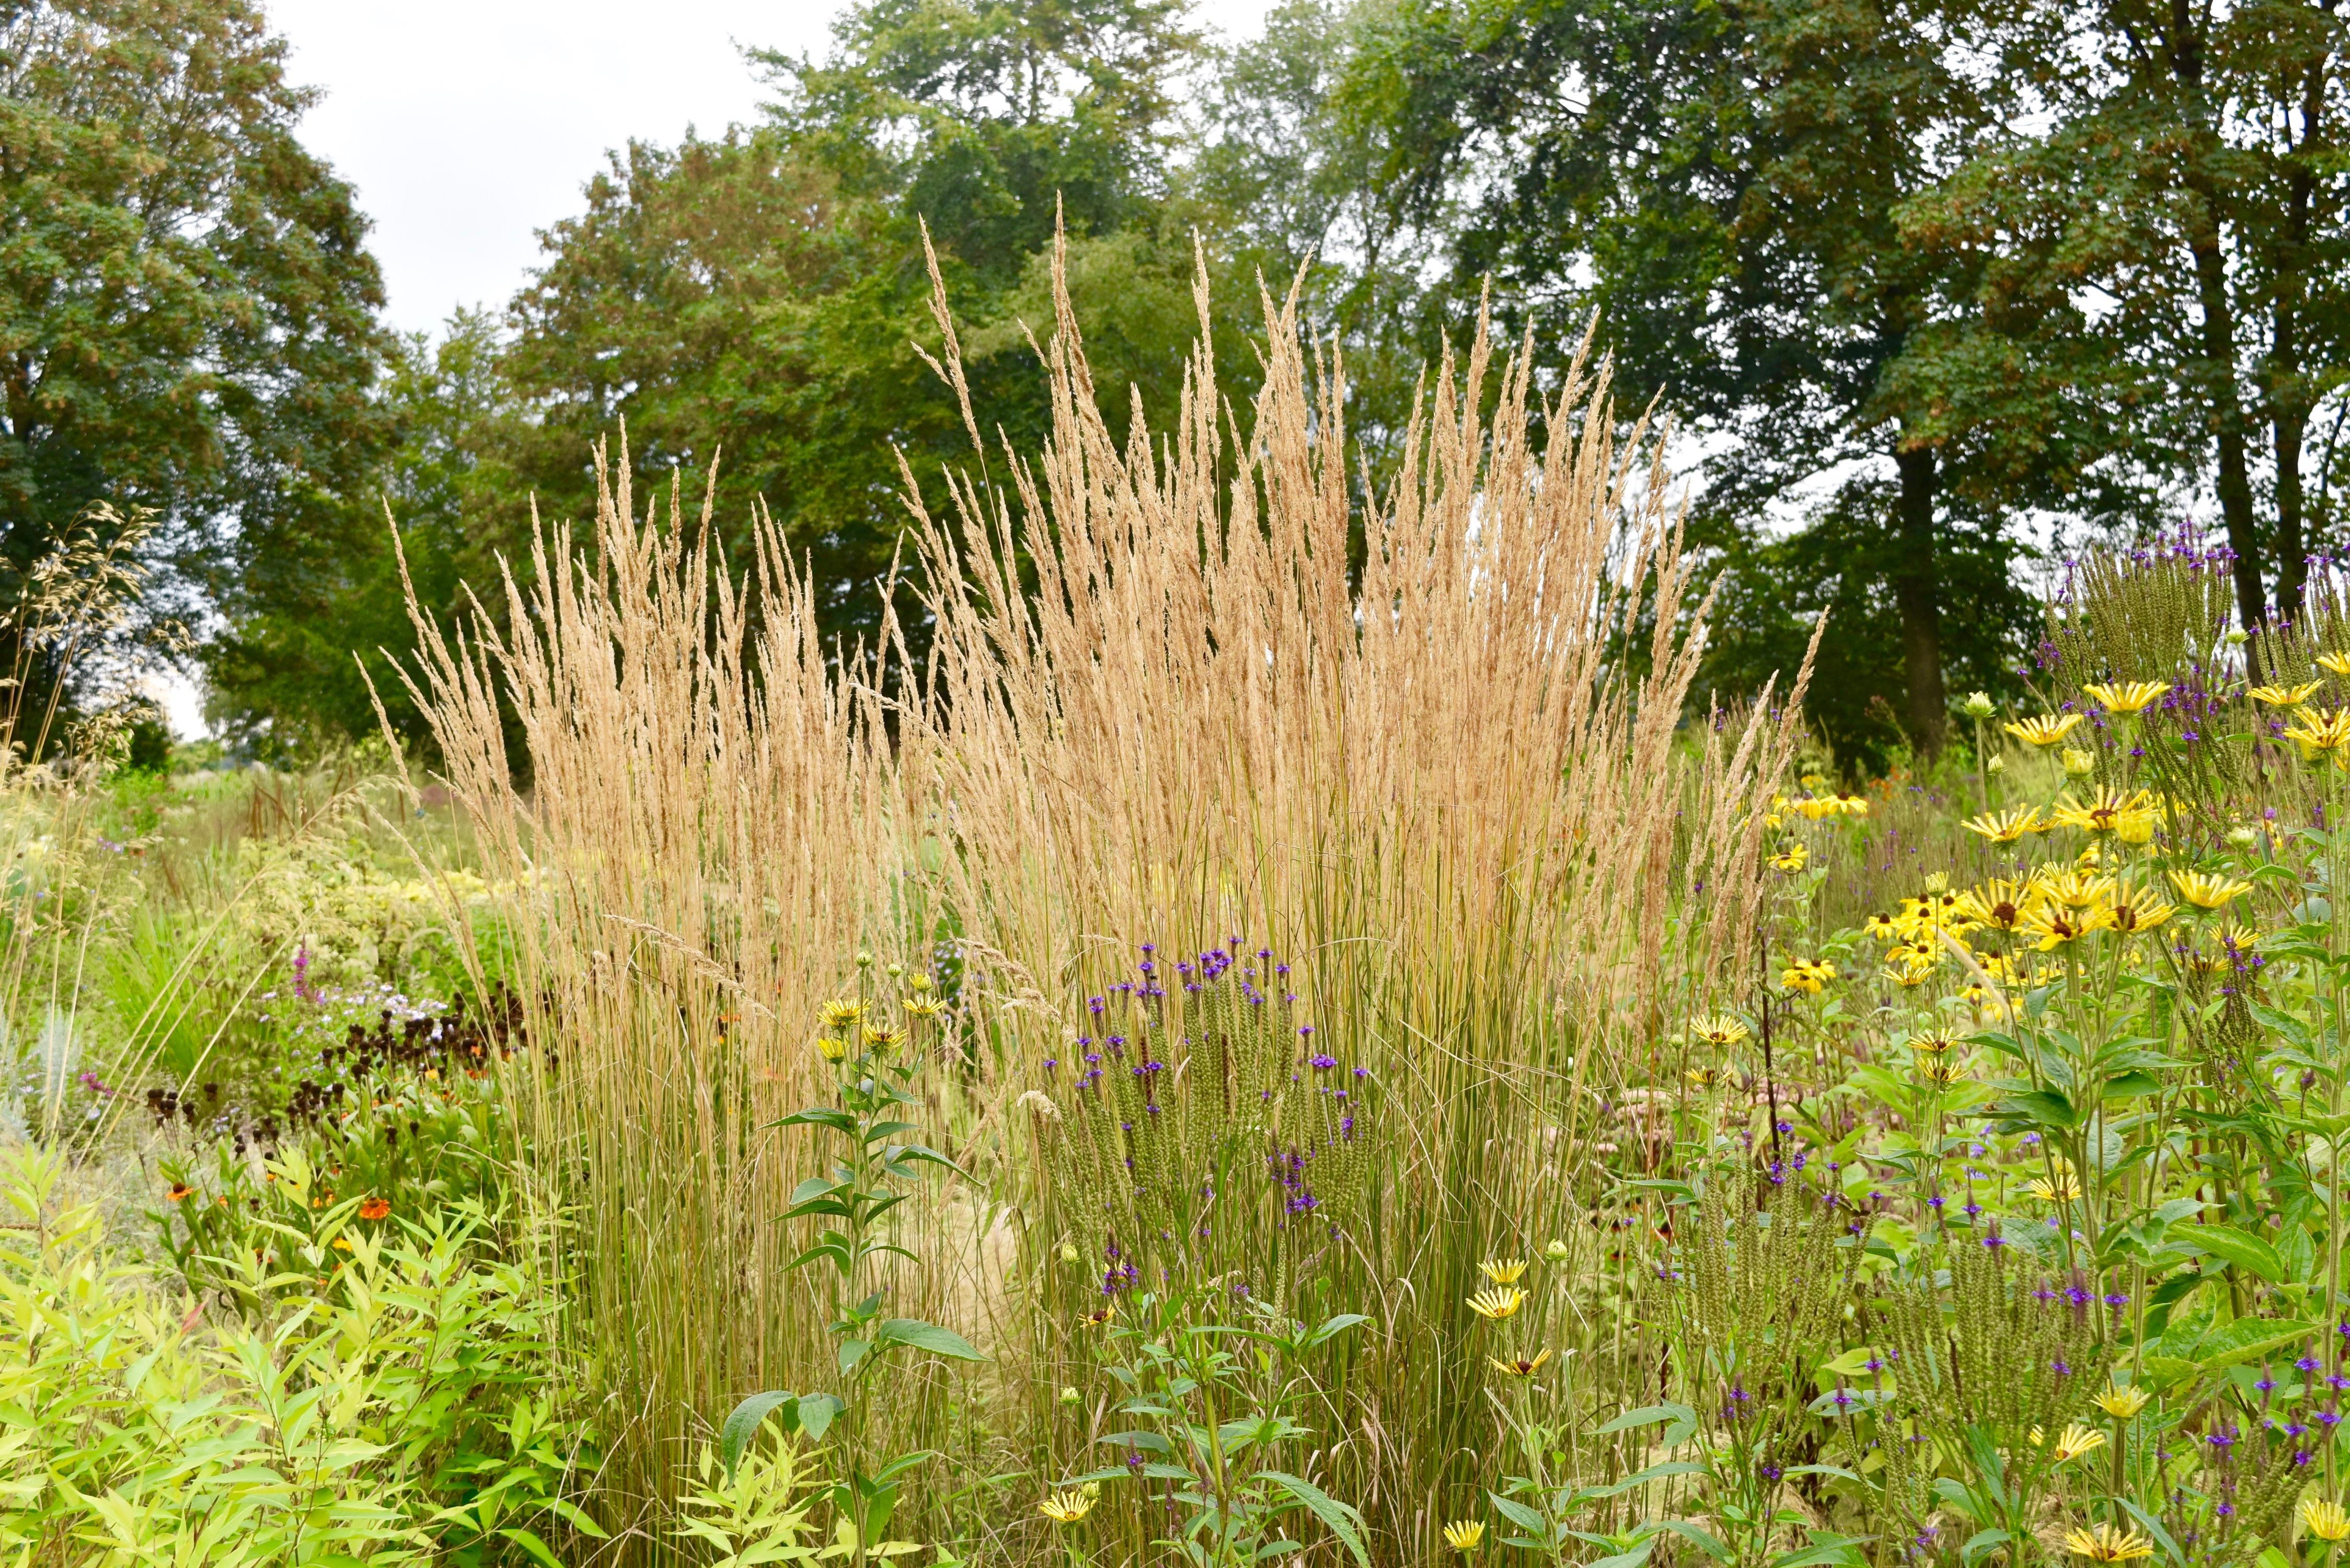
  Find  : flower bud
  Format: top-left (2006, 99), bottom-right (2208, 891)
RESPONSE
top-left (2226, 628), bottom-right (2250, 647)
top-left (857, 950), bottom-right (874, 967)
top-left (886, 961), bottom-right (903, 978)
top-left (1542, 1239), bottom-right (1571, 1264)
top-left (2061, 747), bottom-right (2095, 778)
top-left (1058, 1386), bottom-right (1081, 1406)
top-left (1986, 756), bottom-right (2006, 775)
top-left (1058, 1241), bottom-right (1081, 1265)
top-left (1961, 691), bottom-right (1995, 719)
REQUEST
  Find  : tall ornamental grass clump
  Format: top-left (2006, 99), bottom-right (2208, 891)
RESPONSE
top-left (899, 250), bottom-right (1813, 1550)
top-left (384, 468), bottom-right (951, 1536)
top-left (391, 251), bottom-right (1813, 1553)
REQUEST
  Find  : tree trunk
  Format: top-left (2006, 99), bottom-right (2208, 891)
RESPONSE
top-left (2185, 195), bottom-right (2266, 637)
top-left (2269, 52), bottom-right (2327, 624)
top-left (1891, 441), bottom-right (1946, 756)
top-left (2168, 3), bottom-right (2267, 637)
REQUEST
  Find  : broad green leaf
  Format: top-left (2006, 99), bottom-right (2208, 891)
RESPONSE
top-left (2181, 1225), bottom-right (2289, 1283)
top-left (1258, 1471), bottom-right (1369, 1568)
top-left (875, 1318), bottom-right (986, 1362)
top-left (719, 1391), bottom-right (803, 1481)
top-left (1489, 1494), bottom-right (1548, 1533)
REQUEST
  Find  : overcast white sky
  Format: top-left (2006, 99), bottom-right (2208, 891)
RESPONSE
top-left (263, 0), bottom-right (1276, 337)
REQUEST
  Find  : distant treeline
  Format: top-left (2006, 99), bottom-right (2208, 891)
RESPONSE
top-left (7, 0), bottom-right (2348, 767)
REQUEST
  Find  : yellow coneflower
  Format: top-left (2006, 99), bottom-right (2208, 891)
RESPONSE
top-left (2285, 707), bottom-right (2350, 761)
top-left (1836, 792), bottom-right (1871, 816)
top-left (816, 1034), bottom-right (848, 1063)
top-left (167, 1183), bottom-right (194, 1203)
top-left (1769, 842), bottom-right (1808, 873)
top-left (1881, 951), bottom-right (1940, 988)
top-left (2049, 789), bottom-right (2156, 837)
top-left (1467, 1287), bottom-right (1527, 1321)
top-left (2084, 680), bottom-right (2170, 716)
top-left (1963, 805), bottom-right (2043, 844)
top-left (2020, 903), bottom-right (2110, 951)
top-left (2303, 1497), bottom-right (2350, 1543)
top-left (2094, 1382), bottom-right (2150, 1420)
top-left (1690, 1015), bottom-right (1750, 1046)
top-left (2321, 652), bottom-right (2350, 679)
top-left (821, 999), bottom-right (864, 1031)
top-left (2006, 713), bottom-right (2088, 748)
top-left (1039, 1491), bottom-right (1095, 1524)
top-left (864, 1023), bottom-right (907, 1052)
top-left (1863, 911), bottom-right (1903, 941)
top-left (1779, 959), bottom-right (1832, 995)
top-left (1792, 796), bottom-right (1841, 822)
top-left (2250, 681), bottom-right (2323, 707)
top-left (2106, 889), bottom-right (2174, 936)
top-left (2063, 1524), bottom-right (2154, 1562)
top-left (1480, 1258), bottom-right (1528, 1286)
top-left (903, 994), bottom-right (944, 1019)
top-left (1685, 1065), bottom-right (1721, 1089)
top-left (1444, 1521), bottom-right (1487, 1553)
top-left (1489, 1348), bottom-right (1553, 1378)
top-left (1962, 879), bottom-right (2037, 931)
top-left (2169, 869), bottom-right (2253, 909)
top-left (2043, 869), bottom-right (2115, 910)
top-left (1080, 1303), bottom-right (1117, 1328)
top-left (2027, 1160), bottom-right (2082, 1203)
top-left (1919, 1059), bottom-right (1966, 1088)
top-left (2050, 1423), bottom-right (2106, 1463)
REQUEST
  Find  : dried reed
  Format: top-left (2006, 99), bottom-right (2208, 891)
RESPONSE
top-left (391, 243), bottom-right (1814, 1557)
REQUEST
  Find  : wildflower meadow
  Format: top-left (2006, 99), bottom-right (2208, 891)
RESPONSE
top-left (13, 274), bottom-right (2350, 1568)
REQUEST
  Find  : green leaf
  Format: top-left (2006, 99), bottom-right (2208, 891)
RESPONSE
top-left (1960, 1530), bottom-right (2013, 1566)
top-left (499, 1528), bottom-right (565, 1568)
top-left (1588, 1546), bottom-right (1657, 1568)
top-left (2181, 1225), bottom-right (2289, 1284)
top-left (874, 1318), bottom-right (986, 1362)
top-left (1999, 1089), bottom-right (2080, 1131)
top-left (2118, 1501), bottom-right (2186, 1568)
top-left (773, 1108), bottom-right (860, 1135)
top-left (1258, 1471), bottom-right (1369, 1568)
top-left (2192, 1318), bottom-right (2318, 1373)
top-left (1585, 1461), bottom-right (1707, 1498)
top-left (1595, 1402), bottom-right (1700, 1448)
top-left (1652, 1519), bottom-right (1732, 1562)
top-left (1775, 1533), bottom-right (1871, 1568)
top-left (720, 1392), bottom-right (804, 1482)
top-left (1489, 1494), bottom-right (1548, 1532)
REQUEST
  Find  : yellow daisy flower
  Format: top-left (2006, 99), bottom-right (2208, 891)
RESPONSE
top-left (2168, 869), bottom-right (2253, 909)
top-left (1444, 1521), bottom-right (1487, 1553)
top-left (2050, 1423), bottom-right (2106, 1463)
top-left (1040, 1491), bottom-right (1095, 1524)
top-left (1488, 1347), bottom-right (1553, 1378)
top-left (2006, 713), bottom-right (2087, 748)
top-left (2249, 681), bottom-right (2322, 707)
top-left (1963, 805), bottom-right (2043, 844)
top-left (1467, 1287), bottom-right (1527, 1321)
top-left (2303, 1497), bottom-right (2350, 1543)
top-left (1479, 1259), bottom-right (1528, 1286)
top-left (2084, 680), bottom-right (2169, 715)
top-left (2063, 1523), bottom-right (2154, 1561)
top-left (2094, 1383), bottom-right (2149, 1420)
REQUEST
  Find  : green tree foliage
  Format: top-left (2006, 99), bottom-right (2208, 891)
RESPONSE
top-left (1351, 0), bottom-right (2122, 757)
top-left (1903, 0), bottom-right (2350, 637)
top-left (0, 0), bottom-right (391, 735)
